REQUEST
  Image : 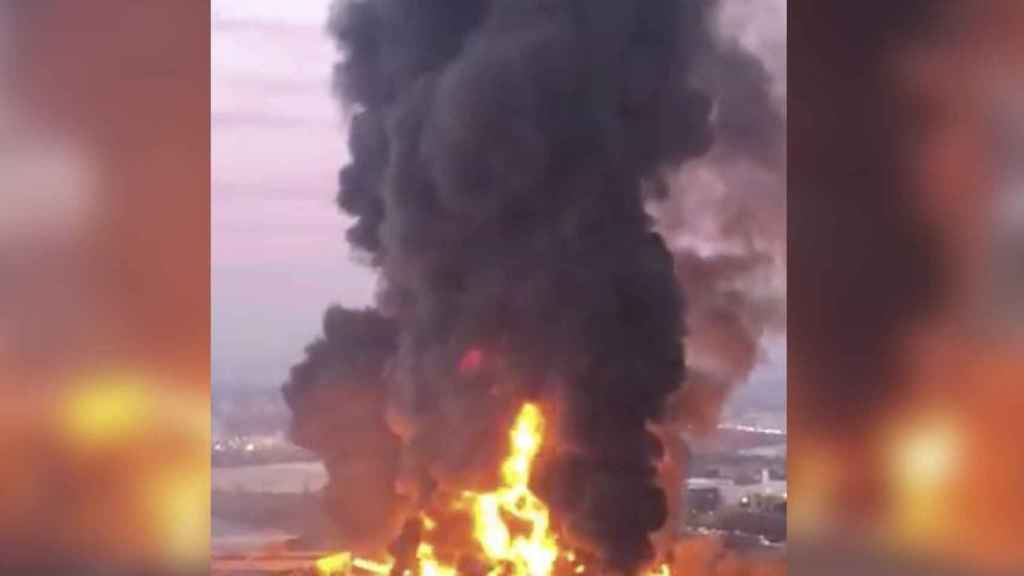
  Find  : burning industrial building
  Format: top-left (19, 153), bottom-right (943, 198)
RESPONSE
top-left (279, 0), bottom-right (785, 574)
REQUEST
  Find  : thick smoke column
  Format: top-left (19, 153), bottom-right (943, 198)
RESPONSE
top-left (287, 0), bottom-right (720, 571)
top-left (282, 307), bottom-right (404, 551)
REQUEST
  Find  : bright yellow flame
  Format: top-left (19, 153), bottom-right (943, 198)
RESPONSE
top-left (417, 542), bottom-right (456, 576)
top-left (885, 412), bottom-right (964, 548)
top-left (462, 403), bottom-right (559, 576)
top-left (61, 379), bottom-right (150, 446)
top-left (149, 471), bottom-right (209, 566)
top-left (900, 420), bottom-right (960, 485)
top-left (59, 371), bottom-right (208, 450)
top-left (314, 403), bottom-right (674, 575)
top-left (354, 557), bottom-right (396, 575)
top-left (421, 512), bottom-right (437, 531)
top-left (316, 552), bottom-right (352, 575)
top-left (50, 370), bottom-right (210, 567)
top-left (647, 563), bottom-right (670, 576)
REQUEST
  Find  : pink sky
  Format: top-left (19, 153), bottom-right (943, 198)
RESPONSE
top-left (213, 0), bottom-right (375, 387)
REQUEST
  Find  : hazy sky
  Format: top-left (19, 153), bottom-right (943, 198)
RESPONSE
top-left (213, 0), bottom-right (374, 387)
top-left (212, 0), bottom-right (786, 400)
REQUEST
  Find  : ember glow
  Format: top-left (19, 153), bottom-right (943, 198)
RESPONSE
top-left (316, 403), bottom-right (674, 575)
top-left (883, 412), bottom-right (966, 549)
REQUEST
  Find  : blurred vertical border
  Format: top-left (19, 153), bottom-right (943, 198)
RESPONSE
top-left (0, 1), bottom-right (210, 573)
top-left (790, 1), bottom-right (1024, 574)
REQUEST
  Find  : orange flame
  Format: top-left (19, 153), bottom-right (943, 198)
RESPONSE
top-left (316, 403), bottom-right (675, 575)
top-left (461, 402), bottom-right (558, 576)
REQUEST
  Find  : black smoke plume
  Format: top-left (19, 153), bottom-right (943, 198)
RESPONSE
top-left (282, 307), bottom-right (405, 551)
top-left (286, 0), bottom-right (729, 571)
